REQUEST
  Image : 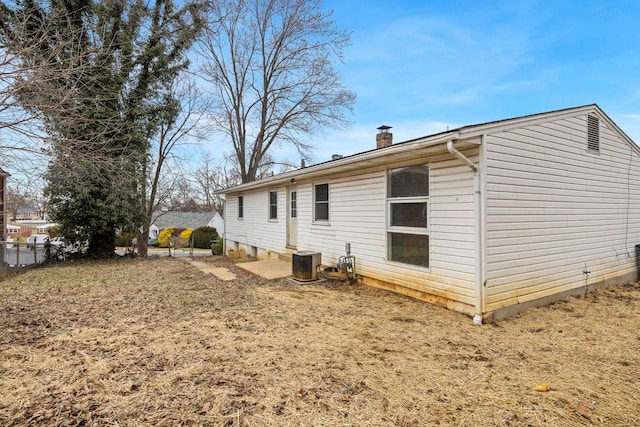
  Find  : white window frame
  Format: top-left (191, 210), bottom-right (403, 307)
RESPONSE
top-left (313, 182), bottom-right (330, 223)
top-left (386, 163), bottom-right (430, 269)
top-left (238, 195), bottom-right (244, 219)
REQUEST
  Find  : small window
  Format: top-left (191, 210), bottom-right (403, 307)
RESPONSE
top-left (238, 196), bottom-right (244, 219)
top-left (587, 115), bottom-right (600, 152)
top-left (269, 191), bottom-right (277, 220)
top-left (314, 183), bottom-right (329, 222)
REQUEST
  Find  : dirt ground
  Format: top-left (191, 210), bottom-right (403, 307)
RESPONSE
top-left (0, 257), bottom-right (639, 426)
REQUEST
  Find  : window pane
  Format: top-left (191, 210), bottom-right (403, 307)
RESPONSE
top-left (389, 233), bottom-right (429, 268)
top-left (238, 196), bottom-right (243, 218)
top-left (269, 191), bottom-right (277, 219)
top-left (315, 183), bottom-right (329, 202)
top-left (291, 192), bottom-right (297, 218)
top-left (391, 203), bottom-right (427, 228)
top-left (388, 164), bottom-right (429, 198)
top-left (314, 183), bottom-right (329, 221)
top-left (315, 202), bottom-right (329, 221)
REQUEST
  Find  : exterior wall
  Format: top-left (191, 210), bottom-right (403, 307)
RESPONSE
top-left (484, 114), bottom-right (640, 312)
top-left (225, 187), bottom-right (288, 259)
top-left (225, 150), bottom-right (478, 308)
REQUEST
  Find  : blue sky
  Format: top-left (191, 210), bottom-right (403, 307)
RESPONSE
top-left (299, 0), bottom-right (640, 163)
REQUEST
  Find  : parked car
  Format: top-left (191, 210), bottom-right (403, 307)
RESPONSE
top-left (131, 236), bottom-right (159, 247)
top-left (50, 237), bottom-right (65, 247)
top-left (26, 234), bottom-right (49, 249)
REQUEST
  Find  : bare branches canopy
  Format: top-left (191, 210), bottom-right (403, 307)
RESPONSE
top-left (200, 0), bottom-right (356, 183)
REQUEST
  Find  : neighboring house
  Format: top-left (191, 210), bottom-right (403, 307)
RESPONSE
top-left (220, 104), bottom-right (640, 323)
top-left (149, 210), bottom-right (224, 239)
top-left (11, 206), bottom-right (41, 221)
top-left (0, 168), bottom-right (8, 262)
top-left (12, 220), bottom-right (53, 235)
top-left (6, 222), bottom-right (28, 239)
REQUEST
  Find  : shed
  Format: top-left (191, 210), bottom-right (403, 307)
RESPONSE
top-left (219, 104), bottom-right (640, 322)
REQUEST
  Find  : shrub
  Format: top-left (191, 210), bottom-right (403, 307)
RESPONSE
top-left (116, 231), bottom-right (136, 247)
top-left (158, 227), bottom-right (175, 248)
top-left (180, 228), bottom-right (194, 247)
top-left (47, 225), bottom-right (62, 238)
top-left (191, 226), bottom-right (219, 249)
top-left (213, 238), bottom-right (224, 255)
top-left (180, 228), bottom-right (193, 240)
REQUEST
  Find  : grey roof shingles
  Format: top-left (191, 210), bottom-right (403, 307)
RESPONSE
top-left (151, 211), bottom-right (217, 230)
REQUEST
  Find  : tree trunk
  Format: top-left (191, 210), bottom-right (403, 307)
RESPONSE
top-left (87, 226), bottom-right (116, 258)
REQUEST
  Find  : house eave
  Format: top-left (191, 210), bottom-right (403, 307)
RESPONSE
top-left (218, 130), bottom-right (463, 195)
top-left (217, 103), bottom-right (638, 195)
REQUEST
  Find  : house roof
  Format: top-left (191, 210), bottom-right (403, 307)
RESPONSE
top-left (219, 104), bottom-right (637, 194)
top-left (151, 211), bottom-right (218, 230)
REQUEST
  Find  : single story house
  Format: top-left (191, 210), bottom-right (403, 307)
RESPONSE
top-left (150, 210), bottom-right (224, 239)
top-left (219, 104), bottom-right (640, 323)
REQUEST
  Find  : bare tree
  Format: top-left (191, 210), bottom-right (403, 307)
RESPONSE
top-left (199, 0), bottom-right (355, 183)
top-left (0, 8), bottom-right (87, 167)
top-left (5, 174), bottom-right (47, 220)
top-left (137, 78), bottom-right (206, 257)
top-left (190, 152), bottom-right (230, 213)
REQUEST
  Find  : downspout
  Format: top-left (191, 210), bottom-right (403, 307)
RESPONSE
top-left (447, 140), bottom-right (484, 325)
top-left (447, 140), bottom-right (477, 172)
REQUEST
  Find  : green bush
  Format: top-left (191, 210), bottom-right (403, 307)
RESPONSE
top-left (191, 226), bottom-right (219, 249)
top-left (213, 238), bottom-right (224, 255)
top-left (47, 225), bottom-right (62, 238)
top-left (116, 231), bottom-right (136, 247)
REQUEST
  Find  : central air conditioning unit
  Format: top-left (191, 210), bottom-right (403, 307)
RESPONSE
top-left (292, 251), bottom-right (321, 281)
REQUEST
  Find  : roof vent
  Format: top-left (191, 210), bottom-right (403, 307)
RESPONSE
top-left (376, 125), bottom-right (393, 149)
top-left (331, 154), bottom-right (343, 160)
top-left (587, 115), bottom-right (600, 152)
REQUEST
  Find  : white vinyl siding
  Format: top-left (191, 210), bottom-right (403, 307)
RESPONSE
top-left (296, 153), bottom-right (477, 306)
top-left (484, 114), bottom-right (640, 310)
top-left (225, 190), bottom-right (287, 254)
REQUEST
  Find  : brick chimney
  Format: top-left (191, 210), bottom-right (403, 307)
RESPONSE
top-left (376, 125), bottom-right (392, 149)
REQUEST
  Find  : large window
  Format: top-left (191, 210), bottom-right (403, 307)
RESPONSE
top-left (387, 164), bottom-right (429, 268)
top-left (238, 196), bottom-right (244, 219)
top-left (269, 191), bottom-right (278, 220)
top-left (314, 183), bottom-right (329, 222)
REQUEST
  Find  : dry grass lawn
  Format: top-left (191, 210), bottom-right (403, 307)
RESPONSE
top-left (0, 256), bottom-right (639, 426)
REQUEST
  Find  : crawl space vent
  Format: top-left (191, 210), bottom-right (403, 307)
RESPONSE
top-left (587, 115), bottom-right (600, 152)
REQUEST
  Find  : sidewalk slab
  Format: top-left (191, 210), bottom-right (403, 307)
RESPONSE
top-left (188, 260), bottom-right (237, 281)
top-left (236, 259), bottom-right (292, 280)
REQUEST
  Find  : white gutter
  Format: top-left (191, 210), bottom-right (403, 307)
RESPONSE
top-left (447, 140), bottom-right (484, 325)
